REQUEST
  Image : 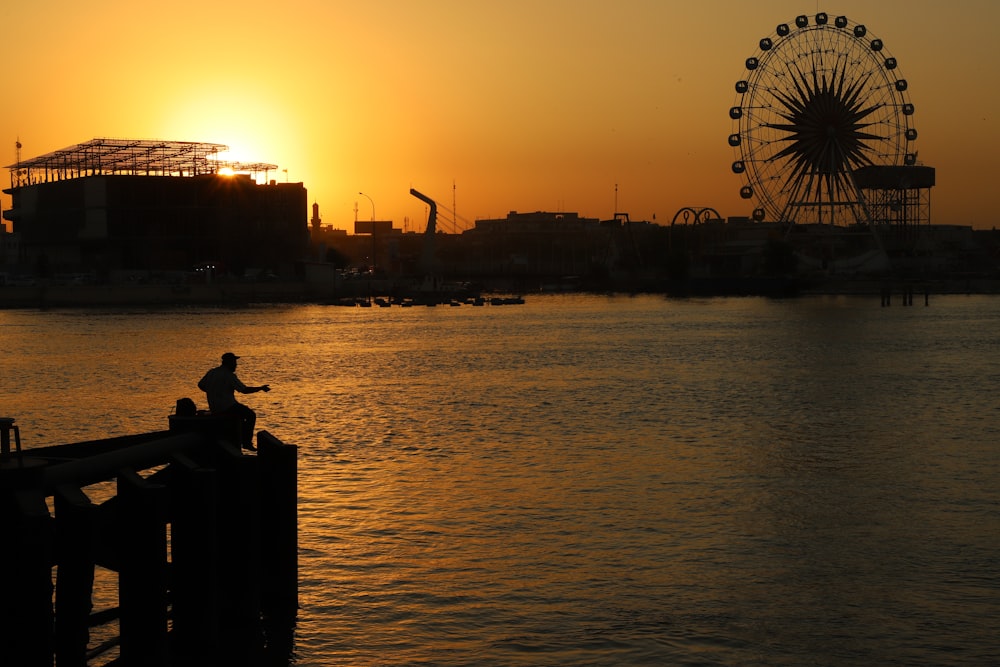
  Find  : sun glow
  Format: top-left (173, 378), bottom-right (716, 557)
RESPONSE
top-left (2, 2), bottom-right (996, 228)
top-left (217, 166), bottom-right (236, 177)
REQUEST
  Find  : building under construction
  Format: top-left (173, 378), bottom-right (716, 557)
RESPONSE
top-left (2, 138), bottom-right (308, 279)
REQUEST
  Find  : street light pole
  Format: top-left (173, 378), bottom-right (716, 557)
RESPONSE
top-left (358, 192), bottom-right (375, 221)
top-left (358, 192), bottom-right (376, 274)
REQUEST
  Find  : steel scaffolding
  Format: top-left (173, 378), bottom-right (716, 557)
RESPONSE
top-left (6, 138), bottom-right (278, 187)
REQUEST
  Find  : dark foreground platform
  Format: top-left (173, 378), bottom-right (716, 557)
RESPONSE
top-left (0, 418), bottom-right (298, 666)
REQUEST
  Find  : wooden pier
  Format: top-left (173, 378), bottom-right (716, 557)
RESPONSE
top-left (0, 415), bottom-right (298, 666)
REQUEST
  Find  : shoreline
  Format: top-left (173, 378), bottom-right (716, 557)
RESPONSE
top-left (2, 276), bottom-right (1000, 309)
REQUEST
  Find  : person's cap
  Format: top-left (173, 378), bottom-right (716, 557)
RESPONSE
top-left (222, 352), bottom-right (240, 361)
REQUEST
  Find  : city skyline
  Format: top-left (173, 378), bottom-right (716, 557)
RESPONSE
top-left (2, 0), bottom-right (998, 231)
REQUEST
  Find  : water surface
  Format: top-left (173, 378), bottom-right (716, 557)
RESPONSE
top-left (2, 294), bottom-right (998, 665)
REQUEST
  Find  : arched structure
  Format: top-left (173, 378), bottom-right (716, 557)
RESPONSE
top-left (670, 207), bottom-right (723, 226)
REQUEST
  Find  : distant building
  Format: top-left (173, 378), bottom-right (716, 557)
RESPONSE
top-left (462, 211), bottom-right (613, 277)
top-left (2, 138), bottom-right (308, 279)
top-left (471, 210), bottom-right (602, 234)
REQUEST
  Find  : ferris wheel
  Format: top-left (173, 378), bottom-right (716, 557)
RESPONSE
top-left (728, 13), bottom-right (918, 226)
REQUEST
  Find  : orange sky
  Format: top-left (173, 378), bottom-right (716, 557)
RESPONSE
top-left (2, 0), bottom-right (998, 231)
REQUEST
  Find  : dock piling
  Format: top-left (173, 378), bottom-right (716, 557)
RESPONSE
top-left (168, 454), bottom-right (221, 659)
top-left (118, 468), bottom-right (170, 666)
top-left (1, 425), bottom-right (298, 666)
top-left (0, 463), bottom-right (54, 667)
top-left (54, 484), bottom-right (96, 667)
top-left (259, 431), bottom-right (299, 619)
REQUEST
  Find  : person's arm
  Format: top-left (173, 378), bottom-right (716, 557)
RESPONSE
top-left (233, 376), bottom-right (270, 394)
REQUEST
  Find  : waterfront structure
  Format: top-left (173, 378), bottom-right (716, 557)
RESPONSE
top-left (2, 138), bottom-right (309, 280)
top-left (0, 418), bottom-right (297, 666)
top-left (727, 13), bottom-right (938, 275)
top-left (319, 208), bottom-right (679, 290)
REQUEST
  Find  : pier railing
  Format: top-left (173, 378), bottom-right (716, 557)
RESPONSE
top-left (0, 419), bottom-right (298, 666)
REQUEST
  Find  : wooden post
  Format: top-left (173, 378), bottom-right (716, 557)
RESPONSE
top-left (257, 432), bottom-right (298, 662)
top-left (117, 468), bottom-right (169, 666)
top-left (168, 453), bottom-right (221, 661)
top-left (53, 484), bottom-right (95, 667)
top-left (215, 449), bottom-right (262, 659)
top-left (0, 462), bottom-right (53, 667)
top-left (258, 431), bottom-right (299, 618)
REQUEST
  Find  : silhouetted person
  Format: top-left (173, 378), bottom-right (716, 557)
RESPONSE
top-left (199, 352), bottom-right (270, 450)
